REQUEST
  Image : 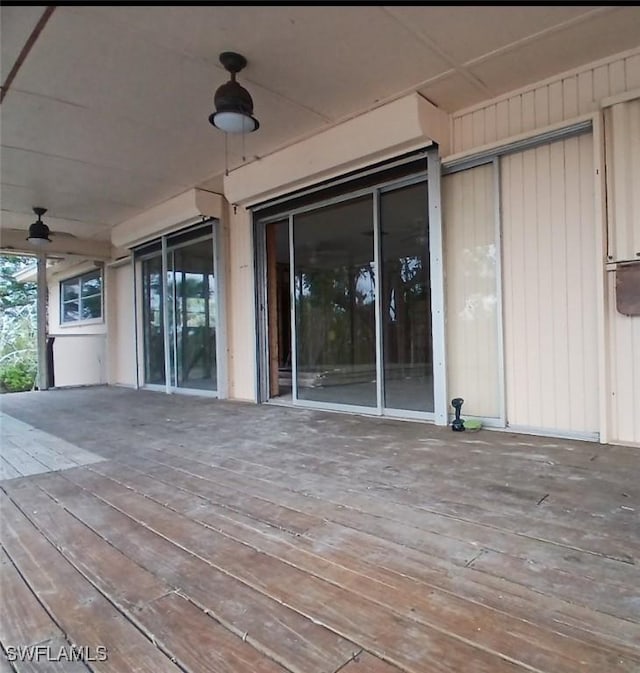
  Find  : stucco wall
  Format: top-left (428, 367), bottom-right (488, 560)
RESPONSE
top-left (107, 261), bottom-right (136, 387)
top-left (226, 206), bottom-right (256, 401)
top-left (48, 260), bottom-right (107, 387)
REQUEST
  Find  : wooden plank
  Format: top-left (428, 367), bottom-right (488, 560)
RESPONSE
top-left (137, 593), bottom-right (288, 673)
top-left (194, 402), bottom-right (638, 532)
top-left (3, 479), bottom-right (172, 611)
top-left (1, 636), bottom-right (93, 673)
top-left (339, 652), bottom-right (406, 672)
top-left (223, 442), bottom-right (639, 542)
top-left (13, 444), bottom-right (78, 472)
top-left (0, 547), bottom-right (64, 649)
top-left (0, 456), bottom-right (21, 480)
top-left (137, 444), bottom-right (640, 566)
top-left (135, 451), bottom-right (638, 590)
top-left (141, 457), bottom-right (640, 631)
top-left (0, 445), bottom-right (47, 477)
top-left (59, 467), bottom-right (533, 673)
top-left (2, 481), bottom-right (300, 673)
top-left (67, 465), bottom-right (640, 673)
top-left (0, 492), bottom-right (183, 673)
top-left (35, 471), bottom-right (362, 673)
top-left (104, 451), bottom-right (640, 658)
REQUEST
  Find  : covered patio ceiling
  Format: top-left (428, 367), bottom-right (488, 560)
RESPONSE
top-left (2, 6), bottom-right (640, 245)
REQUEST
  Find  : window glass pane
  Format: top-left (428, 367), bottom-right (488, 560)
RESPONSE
top-left (61, 271), bottom-right (102, 323)
top-left (380, 182), bottom-right (433, 412)
top-left (142, 255), bottom-right (166, 385)
top-left (63, 301), bottom-right (79, 322)
top-left (82, 294), bottom-right (102, 320)
top-left (294, 195), bottom-right (376, 407)
top-left (63, 281), bottom-right (80, 301)
top-left (172, 239), bottom-right (217, 391)
top-left (81, 271), bottom-right (101, 297)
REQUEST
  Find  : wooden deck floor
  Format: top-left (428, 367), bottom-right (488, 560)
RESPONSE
top-left (0, 388), bottom-right (639, 672)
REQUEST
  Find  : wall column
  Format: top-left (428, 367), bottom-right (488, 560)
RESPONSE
top-left (36, 252), bottom-right (49, 391)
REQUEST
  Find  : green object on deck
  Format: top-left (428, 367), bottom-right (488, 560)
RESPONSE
top-left (464, 419), bottom-right (483, 431)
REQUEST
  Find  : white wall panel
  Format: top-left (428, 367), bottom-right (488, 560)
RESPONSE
top-left (443, 163), bottom-right (500, 418)
top-left (52, 335), bottom-right (106, 387)
top-left (227, 206), bottom-right (257, 401)
top-left (452, 49), bottom-right (640, 154)
top-left (107, 262), bottom-right (136, 386)
top-left (603, 96), bottom-right (640, 446)
top-left (501, 134), bottom-right (599, 435)
top-left (607, 274), bottom-right (640, 445)
top-left (605, 98), bottom-right (640, 263)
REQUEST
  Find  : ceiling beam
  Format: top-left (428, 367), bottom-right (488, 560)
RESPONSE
top-left (0, 6), bottom-right (56, 104)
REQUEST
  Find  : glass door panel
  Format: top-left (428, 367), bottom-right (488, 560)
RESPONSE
top-left (142, 254), bottom-right (166, 385)
top-left (294, 196), bottom-right (377, 407)
top-left (140, 228), bottom-right (217, 393)
top-left (172, 238), bottom-right (217, 391)
top-left (380, 183), bottom-right (434, 412)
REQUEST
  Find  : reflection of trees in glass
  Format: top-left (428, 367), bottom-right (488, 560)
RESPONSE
top-left (383, 252), bottom-right (430, 372)
top-left (296, 260), bottom-right (375, 370)
top-left (142, 257), bottom-right (165, 384)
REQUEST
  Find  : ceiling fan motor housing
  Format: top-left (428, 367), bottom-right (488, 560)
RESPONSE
top-left (27, 206), bottom-right (52, 243)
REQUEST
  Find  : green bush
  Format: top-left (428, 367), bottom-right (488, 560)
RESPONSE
top-left (0, 360), bottom-right (37, 393)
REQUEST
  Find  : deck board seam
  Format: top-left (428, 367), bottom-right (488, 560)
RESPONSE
top-left (0, 487), bottom-right (196, 673)
top-left (30, 473), bottom-right (346, 673)
top-left (87, 457), bottom-right (640, 661)
top-left (119, 448), bottom-right (639, 573)
top-left (0, 525), bottom-right (94, 672)
top-left (70, 466), bottom-right (594, 673)
top-left (27, 480), bottom-right (307, 672)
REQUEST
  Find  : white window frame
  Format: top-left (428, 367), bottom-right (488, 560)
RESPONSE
top-left (60, 269), bottom-right (103, 325)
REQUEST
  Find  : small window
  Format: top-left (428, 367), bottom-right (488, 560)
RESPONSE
top-left (60, 270), bottom-right (102, 324)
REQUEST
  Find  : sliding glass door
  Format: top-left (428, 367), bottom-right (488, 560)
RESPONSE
top-left (142, 255), bottom-right (166, 385)
top-left (294, 196), bottom-right (377, 408)
top-left (380, 182), bottom-right (433, 413)
top-left (170, 238), bottom-right (217, 390)
top-left (139, 222), bottom-right (219, 394)
top-left (260, 170), bottom-right (438, 417)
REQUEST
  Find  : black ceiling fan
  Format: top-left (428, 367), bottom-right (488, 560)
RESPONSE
top-left (26, 207), bottom-right (77, 247)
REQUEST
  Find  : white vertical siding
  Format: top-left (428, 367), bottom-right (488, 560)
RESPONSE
top-left (604, 95), bottom-right (640, 446)
top-left (605, 98), bottom-right (640, 263)
top-left (443, 163), bottom-right (500, 418)
top-left (607, 275), bottom-right (640, 444)
top-left (452, 49), bottom-right (640, 154)
top-left (501, 134), bottom-right (599, 435)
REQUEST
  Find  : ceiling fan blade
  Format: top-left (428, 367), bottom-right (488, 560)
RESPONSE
top-left (50, 230), bottom-right (78, 239)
